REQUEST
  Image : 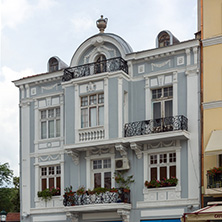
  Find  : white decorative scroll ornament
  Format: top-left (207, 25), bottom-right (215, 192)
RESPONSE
top-left (86, 82), bottom-right (96, 92)
top-left (147, 140), bottom-right (176, 149)
top-left (151, 60), bottom-right (171, 71)
top-left (38, 154), bottom-right (60, 162)
top-left (41, 83), bottom-right (58, 92)
top-left (66, 150), bottom-right (79, 165)
top-left (90, 148), bottom-right (110, 155)
top-left (115, 144), bottom-right (127, 157)
top-left (117, 210), bottom-right (130, 222)
top-left (66, 212), bottom-right (79, 222)
top-left (130, 143), bottom-right (142, 159)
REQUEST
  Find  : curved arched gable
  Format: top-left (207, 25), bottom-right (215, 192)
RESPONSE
top-left (70, 33), bottom-right (133, 67)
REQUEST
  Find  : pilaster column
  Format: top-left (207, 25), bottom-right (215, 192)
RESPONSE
top-left (173, 71), bottom-right (178, 116)
top-left (25, 84), bottom-right (30, 98)
top-left (118, 77), bottom-right (123, 138)
top-left (74, 83), bottom-right (79, 142)
top-left (185, 49), bottom-right (191, 66)
top-left (193, 47), bottom-right (198, 65)
top-left (144, 76), bottom-right (151, 120)
top-left (185, 68), bottom-right (200, 199)
top-left (20, 101), bottom-right (31, 215)
top-left (104, 77), bottom-right (109, 139)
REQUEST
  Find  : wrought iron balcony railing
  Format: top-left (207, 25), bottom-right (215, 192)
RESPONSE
top-left (63, 188), bottom-right (130, 206)
top-left (62, 57), bottom-right (128, 82)
top-left (207, 172), bottom-right (222, 189)
top-left (124, 115), bottom-right (188, 137)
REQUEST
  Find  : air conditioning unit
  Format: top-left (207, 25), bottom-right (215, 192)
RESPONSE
top-left (115, 158), bottom-right (130, 170)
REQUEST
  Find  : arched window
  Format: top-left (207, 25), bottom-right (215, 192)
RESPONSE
top-left (94, 55), bottom-right (106, 74)
top-left (158, 33), bottom-right (170, 48)
top-left (49, 58), bottom-right (59, 72)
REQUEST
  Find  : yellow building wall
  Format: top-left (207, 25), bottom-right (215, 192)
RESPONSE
top-left (203, 0), bottom-right (222, 39)
top-left (203, 44), bottom-right (222, 102)
top-left (203, 108), bottom-right (222, 190)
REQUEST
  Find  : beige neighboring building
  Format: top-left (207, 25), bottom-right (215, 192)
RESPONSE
top-left (181, 1), bottom-right (222, 221)
top-left (201, 0), bottom-right (222, 205)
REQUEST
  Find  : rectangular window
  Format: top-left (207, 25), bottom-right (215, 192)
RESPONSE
top-left (40, 108), bottom-right (60, 139)
top-left (40, 165), bottom-right (61, 195)
top-left (152, 86), bottom-right (173, 119)
top-left (92, 158), bottom-right (111, 189)
top-left (81, 93), bottom-right (104, 128)
top-left (149, 152), bottom-right (176, 180)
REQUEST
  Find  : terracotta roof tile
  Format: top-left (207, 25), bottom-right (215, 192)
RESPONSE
top-left (6, 212), bottom-right (20, 222)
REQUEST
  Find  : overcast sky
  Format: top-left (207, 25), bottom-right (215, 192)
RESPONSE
top-left (0, 0), bottom-right (197, 177)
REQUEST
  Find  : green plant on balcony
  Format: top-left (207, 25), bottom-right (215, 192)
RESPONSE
top-left (76, 186), bottom-right (86, 195)
top-left (207, 166), bottom-right (222, 176)
top-left (37, 187), bottom-right (60, 201)
top-left (145, 177), bottom-right (178, 188)
top-left (114, 171), bottom-right (134, 192)
top-left (64, 185), bottom-right (74, 196)
top-left (93, 187), bottom-right (108, 194)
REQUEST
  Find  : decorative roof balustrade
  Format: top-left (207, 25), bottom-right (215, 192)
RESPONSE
top-left (62, 57), bottom-right (128, 82)
top-left (63, 188), bottom-right (130, 206)
top-left (124, 115), bottom-right (188, 137)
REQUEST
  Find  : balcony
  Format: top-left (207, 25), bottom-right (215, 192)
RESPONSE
top-left (124, 115), bottom-right (188, 137)
top-left (63, 188), bottom-right (130, 207)
top-left (206, 169), bottom-right (222, 195)
top-left (62, 57), bottom-right (128, 82)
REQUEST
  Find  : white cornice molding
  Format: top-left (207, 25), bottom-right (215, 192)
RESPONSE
top-left (126, 39), bottom-right (199, 61)
top-left (61, 70), bottom-right (130, 88)
top-left (63, 130), bottom-right (190, 151)
top-left (13, 71), bottom-right (63, 87)
top-left (203, 100), bottom-right (222, 110)
top-left (202, 36), bottom-right (222, 47)
top-left (137, 198), bottom-right (200, 209)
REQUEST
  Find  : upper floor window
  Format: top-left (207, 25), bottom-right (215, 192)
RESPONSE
top-left (49, 58), bottom-right (59, 72)
top-left (40, 165), bottom-right (61, 194)
top-left (91, 158), bottom-right (112, 189)
top-left (81, 93), bottom-right (104, 128)
top-left (149, 152), bottom-right (176, 181)
top-left (152, 86), bottom-right (173, 120)
top-left (158, 33), bottom-right (170, 48)
top-left (95, 55), bottom-right (106, 74)
top-left (40, 108), bottom-right (60, 139)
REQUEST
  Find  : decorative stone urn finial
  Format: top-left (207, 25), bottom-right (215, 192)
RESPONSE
top-left (96, 15), bottom-right (108, 33)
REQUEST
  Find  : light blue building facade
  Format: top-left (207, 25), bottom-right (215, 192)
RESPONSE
top-left (14, 17), bottom-right (201, 222)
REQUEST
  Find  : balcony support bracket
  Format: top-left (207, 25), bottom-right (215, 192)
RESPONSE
top-left (117, 209), bottom-right (130, 222)
top-left (115, 144), bottom-right (127, 158)
top-left (130, 143), bottom-right (142, 159)
top-left (66, 150), bottom-right (79, 165)
top-left (66, 212), bottom-right (79, 222)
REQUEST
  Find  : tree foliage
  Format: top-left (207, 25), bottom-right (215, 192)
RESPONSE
top-left (0, 163), bottom-right (20, 212)
top-left (0, 162), bottom-right (13, 186)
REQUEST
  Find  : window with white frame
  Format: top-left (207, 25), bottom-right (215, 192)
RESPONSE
top-left (91, 158), bottom-right (112, 189)
top-left (152, 86), bottom-right (173, 120)
top-left (81, 93), bottom-right (104, 128)
top-left (40, 165), bottom-right (61, 194)
top-left (149, 152), bottom-right (176, 181)
top-left (40, 107), bottom-right (60, 139)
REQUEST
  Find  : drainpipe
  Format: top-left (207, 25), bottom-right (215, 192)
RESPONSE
top-left (200, 0), bottom-right (204, 208)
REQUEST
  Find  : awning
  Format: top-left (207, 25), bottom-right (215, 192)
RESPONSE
top-left (181, 204), bottom-right (222, 222)
top-left (205, 130), bottom-right (222, 156)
